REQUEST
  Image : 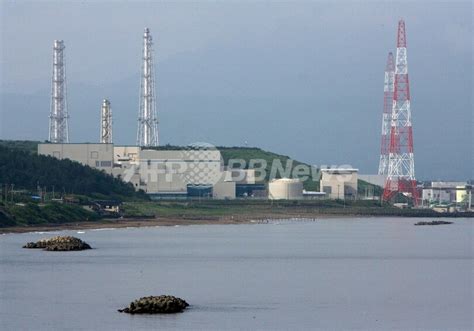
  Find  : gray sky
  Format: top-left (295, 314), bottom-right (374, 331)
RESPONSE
top-left (1, 1), bottom-right (472, 180)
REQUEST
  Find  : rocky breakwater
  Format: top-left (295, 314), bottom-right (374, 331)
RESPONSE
top-left (414, 220), bottom-right (453, 226)
top-left (118, 295), bottom-right (189, 314)
top-left (23, 236), bottom-right (92, 251)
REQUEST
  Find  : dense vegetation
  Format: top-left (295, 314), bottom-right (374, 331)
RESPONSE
top-left (0, 139), bottom-right (39, 153)
top-left (0, 145), bottom-right (141, 199)
top-left (0, 202), bottom-right (99, 227)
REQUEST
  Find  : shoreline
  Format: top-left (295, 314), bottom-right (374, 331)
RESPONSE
top-left (2, 212), bottom-right (471, 235)
top-left (0, 214), bottom-right (354, 234)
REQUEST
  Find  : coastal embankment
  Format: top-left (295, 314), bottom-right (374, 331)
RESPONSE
top-left (2, 199), bottom-right (472, 234)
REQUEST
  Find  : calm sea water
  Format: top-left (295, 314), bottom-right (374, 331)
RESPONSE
top-left (0, 217), bottom-right (472, 330)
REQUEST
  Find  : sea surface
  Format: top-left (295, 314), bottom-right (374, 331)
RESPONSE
top-left (0, 217), bottom-right (472, 330)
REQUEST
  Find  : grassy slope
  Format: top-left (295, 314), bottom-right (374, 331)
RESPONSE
top-left (122, 199), bottom-right (465, 219)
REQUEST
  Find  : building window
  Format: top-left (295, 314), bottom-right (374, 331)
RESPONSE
top-left (91, 151), bottom-right (99, 159)
top-left (323, 186), bottom-right (332, 194)
top-left (95, 161), bottom-right (100, 167)
top-left (100, 161), bottom-right (112, 167)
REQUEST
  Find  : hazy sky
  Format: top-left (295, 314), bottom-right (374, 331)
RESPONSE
top-left (1, 1), bottom-right (472, 180)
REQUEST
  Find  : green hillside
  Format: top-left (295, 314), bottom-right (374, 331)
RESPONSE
top-left (0, 139), bottom-right (39, 153)
top-left (218, 147), bottom-right (320, 191)
top-left (0, 202), bottom-right (99, 227)
top-left (0, 144), bottom-right (140, 199)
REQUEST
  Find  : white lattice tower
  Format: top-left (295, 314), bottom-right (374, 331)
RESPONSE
top-left (49, 40), bottom-right (69, 143)
top-left (378, 52), bottom-right (395, 175)
top-left (136, 28), bottom-right (159, 147)
top-left (383, 20), bottom-right (419, 205)
top-left (100, 99), bottom-right (113, 144)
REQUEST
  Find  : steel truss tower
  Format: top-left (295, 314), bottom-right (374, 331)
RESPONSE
top-left (100, 99), bottom-right (113, 144)
top-left (136, 28), bottom-right (159, 147)
top-left (378, 52), bottom-right (395, 175)
top-left (383, 20), bottom-right (419, 205)
top-left (49, 40), bottom-right (69, 143)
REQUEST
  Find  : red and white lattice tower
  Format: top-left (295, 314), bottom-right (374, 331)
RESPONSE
top-left (382, 19), bottom-right (419, 205)
top-left (378, 52), bottom-right (395, 175)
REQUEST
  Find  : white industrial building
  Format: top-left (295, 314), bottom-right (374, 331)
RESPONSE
top-left (358, 174), bottom-right (386, 188)
top-left (38, 143), bottom-right (261, 199)
top-left (38, 143), bottom-right (115, 174)
top-left (268, 178), bottom-right (303, 200)
top-left (421, 181), bottom-right (468, 205)
top-left (320, 168), bottom-right (358, 199)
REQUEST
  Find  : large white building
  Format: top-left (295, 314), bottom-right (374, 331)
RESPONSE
top-left (38, 143), bottom-right (115, 174)
top-left (320, 168), bottom-right (358, 199)
top-left (38, 143), bottom-right (236, 199)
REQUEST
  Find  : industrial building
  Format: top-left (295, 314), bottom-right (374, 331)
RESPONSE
top-left (38, 143), bottom-right (114, 174)
top-left (38, 143), bottom-right (265, 200)
top-left (320, 168), bottom-right (358, 199)
top-left (359, 174), bottom-right (386, 188)
top-left (421, 182), bottom-right (465, 204)
top-left (421, 182), bottom-right (472, 209)
top-left (268, 178), bottom-right (303, 200)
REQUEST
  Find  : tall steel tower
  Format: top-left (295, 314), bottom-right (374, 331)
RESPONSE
top-left (378, 52), bottom-right (395, 175)
top-left (49, 40), bottom-right (69, 143)
top-left (136, 28), bottom-right (159, 147)
top-left (383, 20), bottom-right (419, 205)
top-left (100, 99), bottom-right (113, 144)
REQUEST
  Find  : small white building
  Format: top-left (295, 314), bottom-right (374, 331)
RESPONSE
top-left (455, 185), bottom-right (473, 210)
top-left (320, 168), bottom-right (358, 199)
top-left (422, 181), bottom-right (466, 204)
top-left (213, 181), bottom-right (236, 200)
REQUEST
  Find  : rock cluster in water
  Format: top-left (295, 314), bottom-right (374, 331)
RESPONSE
top-left (23, 236), bottom-right (92, 251)
top-left (414, 220), bottom-right (453, 226)
top-left (118, 295), bottom-right (189, 314)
